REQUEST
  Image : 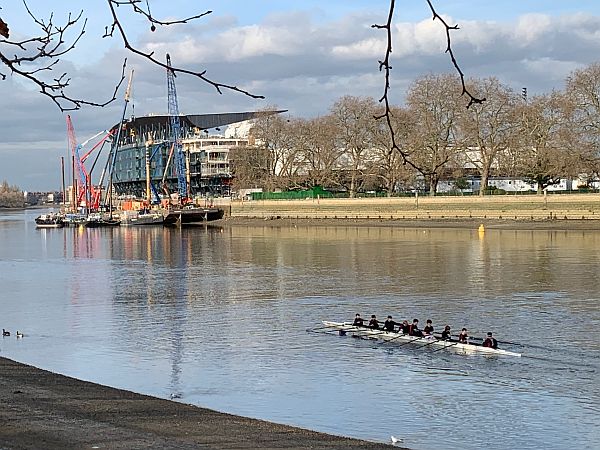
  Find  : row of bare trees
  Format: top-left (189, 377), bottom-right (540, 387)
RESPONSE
top-left (0, 181), bottom-right (24, 208)
top-left (232, 63), bottom-right (600, 196)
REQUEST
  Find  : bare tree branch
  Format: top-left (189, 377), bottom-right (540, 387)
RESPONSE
top-left (424, 0), bottom-right (485, 108)
top-left (372, 0), bottom-right (486, 181)
top-left (1, 0), bottom-right (263, 112)
top-left (371, 0), bottom-right (419, 172)
top-left (103, 0), bottom-right (264, 99)
top-left (0, 1), bottom-right (127, 111)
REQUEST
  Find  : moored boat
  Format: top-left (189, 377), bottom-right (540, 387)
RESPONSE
top-left (120, 210), bottom-right (165, 226)
top-left (163, 206), bottom-right (224, 225)
top-left (63, 213), bottom-right (87, 227)
top-left (84, 213), bottom-right (121, 227)
top-left (34, 213), bottom-right (64, 228)
top-left (321, 321), bottom-right (522, 357)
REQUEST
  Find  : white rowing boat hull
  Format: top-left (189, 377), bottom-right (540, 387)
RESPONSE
top-left (322, 321), bottom-right (521, 357)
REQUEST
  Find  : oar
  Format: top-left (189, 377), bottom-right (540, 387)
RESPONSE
top-left (431, 341), bottom-right (460, 353)
top-left (378, 331), bottom-right (408, 344)
top-left (307, 325), bottom-right (338, 332)
top-left (466, 336), bottom-right (546, 349)
top-left (415, 337), bottom-right (440, 348)
top-left (396, 335), bottom-right (425, 347)
top-left (306, 328), bottom-right (340, 336)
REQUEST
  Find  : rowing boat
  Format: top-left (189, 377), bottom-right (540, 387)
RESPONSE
top-left (322, 321), bottom-right (522, 357)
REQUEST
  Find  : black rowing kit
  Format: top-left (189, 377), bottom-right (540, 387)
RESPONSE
top-left (383, 319), bottom-right (397, 332)
top-left (483, 337), bottom-right (498, 349)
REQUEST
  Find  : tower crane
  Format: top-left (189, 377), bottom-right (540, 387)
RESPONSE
top-left (166, 53), bottom-right (189, 203)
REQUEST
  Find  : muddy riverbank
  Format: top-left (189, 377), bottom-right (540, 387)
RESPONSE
top-left (0, 357), bottom-right (398, 449)
top-left (213, 216), bottom-right (600, 231)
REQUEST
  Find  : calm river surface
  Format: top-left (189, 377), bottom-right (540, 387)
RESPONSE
top-left (1, 209), bottom-right (599, 449)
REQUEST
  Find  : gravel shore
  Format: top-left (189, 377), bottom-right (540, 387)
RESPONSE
top-left (0, 357), bottom-right (399, 450)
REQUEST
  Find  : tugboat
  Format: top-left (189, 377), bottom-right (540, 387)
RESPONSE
top-left (35, 213), bottom-right (65, 228)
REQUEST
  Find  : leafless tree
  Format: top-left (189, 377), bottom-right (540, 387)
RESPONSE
top-left (0, 1), bottom-right (262, 111)
top-left (566, 62), bottom-right (600, 178)
top-left (405, 73), bottom-right (463, 194)
top-left (331, 96), bottom-right (379, 198)
top-left (296, 116), bottom-right (342, 190)
top-left (250, 109), bottom-right (299, 191)
top-left (229, 145), bottom-right (270, 192)
top-left (458, 77), bottom-right (519, 195)
top-left (370, 106), bottom-right (414, 196)
top-left (514, 92), bottom-right (581, 193)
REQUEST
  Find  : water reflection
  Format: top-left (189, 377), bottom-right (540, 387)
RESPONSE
top-left (1, 213), bottom-right (599, 450)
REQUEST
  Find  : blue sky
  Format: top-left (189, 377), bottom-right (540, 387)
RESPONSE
top-left (1, 1), bottom-right (599, 190)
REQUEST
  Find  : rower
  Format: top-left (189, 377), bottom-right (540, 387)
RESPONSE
top-left (400, 320), bottom-right (410, 334)
top-left (368, 314), bottom-right (380, 330)
top-left (423, 319), bottom-right (434, 336)
top-left (409, 319), bottom-right (423, 337)
top-left (482, 332), bottom-right (498, 349)
top-left (458, 328), bottom-right (469, 343)
top-left (353, 313), bottom-right (364, 327)
top-left (441, 325), bottom-right (452, 341)
top-left (383, 315), bottom-right (397, 332)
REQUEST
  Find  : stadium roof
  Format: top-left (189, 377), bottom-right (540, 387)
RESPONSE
top-left (114, 110), bottom-right (286, 131)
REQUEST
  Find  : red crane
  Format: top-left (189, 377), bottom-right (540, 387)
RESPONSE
top-left (66, 115), bottom-right (113, 211)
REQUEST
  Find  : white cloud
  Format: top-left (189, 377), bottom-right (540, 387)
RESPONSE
top-left (515, 14), bottom-right (553, 44)
top-left (2, 8), bottom-right (600, 190)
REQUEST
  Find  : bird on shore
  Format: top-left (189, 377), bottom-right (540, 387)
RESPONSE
top-left (16, 331), bottom-right (23, 338)
top-left (2, 329), bottom-right (9, 337)
top-left (391, 435), bottom-right (403, 445)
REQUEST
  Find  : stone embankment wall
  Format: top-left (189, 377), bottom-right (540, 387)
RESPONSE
top-left (228, 194), bottom-right (600, 221)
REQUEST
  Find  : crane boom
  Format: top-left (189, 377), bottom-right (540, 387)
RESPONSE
top-left (66, 115), bottom-right (89, 208)
top-left (166, 54), bottom-right (188, 201)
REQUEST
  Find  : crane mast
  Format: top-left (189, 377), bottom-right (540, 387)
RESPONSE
top-left (66, 115), bottom-right (90, 210)
top-left (166, 54), bottom-right (188, 202)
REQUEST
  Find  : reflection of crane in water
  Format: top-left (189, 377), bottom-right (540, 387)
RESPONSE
top-left (166, 227), bottom-right (191, 399)
top-left (165, 56), bottom-right (191, 396)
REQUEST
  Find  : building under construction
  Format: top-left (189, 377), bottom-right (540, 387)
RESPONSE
top-left (110, 111), bottom-right (283, 200)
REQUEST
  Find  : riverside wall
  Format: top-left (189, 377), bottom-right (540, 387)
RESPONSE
top-left (226, 194), bottom-right (600, 221)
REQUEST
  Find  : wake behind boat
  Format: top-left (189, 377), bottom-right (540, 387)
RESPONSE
top-left (321, 321), bottom-right (522, 357)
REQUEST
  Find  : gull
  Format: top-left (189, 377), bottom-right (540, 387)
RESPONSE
top-left (170, 393), bottom-right (182, 399)
top-left (391, 435), bottom-right (403, 445)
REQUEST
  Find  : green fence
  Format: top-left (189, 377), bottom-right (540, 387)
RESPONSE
top-left (251, 187), bottom-right (600, 200)
top-left (251, 186), bottom-right (334, 200)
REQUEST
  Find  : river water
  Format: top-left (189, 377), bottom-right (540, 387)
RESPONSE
top-left (1, 209), bottom-right (598, 449)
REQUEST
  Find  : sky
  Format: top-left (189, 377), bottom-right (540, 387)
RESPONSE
top-left (1, 0), bottom-right (599, 191)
